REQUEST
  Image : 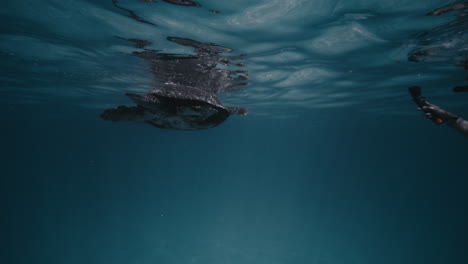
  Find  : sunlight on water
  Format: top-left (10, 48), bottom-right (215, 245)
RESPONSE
top-left (1, 0), bottom-right (466, 117)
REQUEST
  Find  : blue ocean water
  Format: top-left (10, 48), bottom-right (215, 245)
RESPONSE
top-left (1, 0), bottom-right (467, 263)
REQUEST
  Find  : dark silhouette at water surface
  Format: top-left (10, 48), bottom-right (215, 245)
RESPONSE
top-left (139, 0), bottom-right (201, 7)
top-left (408, 1), bottom-right (467, 65)
top-left (408, 1), bottom-right (468, 137)
top-left (112, 0), bottom-right (219, 26)
top-left (101, 37), bottom-right (248, 130)
top-left (112, 0), bottom-right (156, 26)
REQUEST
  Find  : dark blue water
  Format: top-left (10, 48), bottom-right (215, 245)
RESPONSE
top-left (1, 1), bottom-right (468, 264)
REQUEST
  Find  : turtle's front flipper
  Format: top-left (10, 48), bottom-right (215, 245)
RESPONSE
top-left (227, 107), bottom-right (248, 116)
top-left (101, 105), bottom-right (146, 121)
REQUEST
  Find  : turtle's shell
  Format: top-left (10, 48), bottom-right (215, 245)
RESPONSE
top-left (150, 83), bottom-right (226, 109)
top-left (126, 84), bottom-right (230, 130)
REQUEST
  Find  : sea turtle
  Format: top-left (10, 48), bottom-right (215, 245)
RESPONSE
top-left (101, 84), bottom-right (247, 130)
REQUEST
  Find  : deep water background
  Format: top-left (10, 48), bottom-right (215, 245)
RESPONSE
top-left (1, 0), bottom-right (468, 264)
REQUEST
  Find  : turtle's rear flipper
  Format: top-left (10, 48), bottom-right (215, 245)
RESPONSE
top-left (101, 105), bottom-right (146, 122)
top-left (228, 107), bottom-right (248, 116)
